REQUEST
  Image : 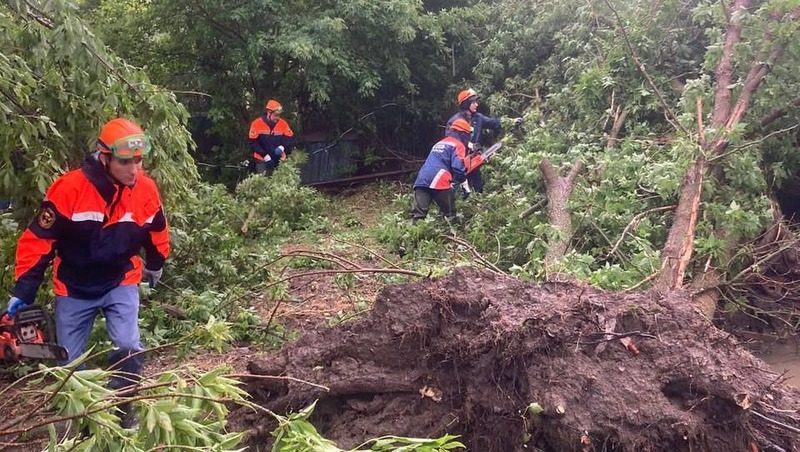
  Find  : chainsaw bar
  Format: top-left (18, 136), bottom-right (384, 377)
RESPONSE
top-left (17, 343), bottom-right (68, 360)
top-left (481, 142), bottom-right (503, 160)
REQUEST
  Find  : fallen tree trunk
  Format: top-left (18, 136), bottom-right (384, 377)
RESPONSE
top-left (240, 268), bottom-right (800, 451)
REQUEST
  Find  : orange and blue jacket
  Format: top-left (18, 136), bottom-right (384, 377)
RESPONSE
top-left (413, 135), bottom-right (483, 190)
top-left (12, 155), bottom-right (169, 302)
top-left (248, 115), bottom-right (294, 162)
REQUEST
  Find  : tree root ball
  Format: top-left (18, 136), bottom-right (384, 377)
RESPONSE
top-left (242, 267), bottom-right (800, 451)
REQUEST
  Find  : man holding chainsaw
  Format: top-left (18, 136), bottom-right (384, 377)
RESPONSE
top-left (447, 88), bottom-right (523, 196)
top-left (6, 117), bottom-right (169, 428)
top-left (249, 98), bottom-right (295, 175)
top-left (411, 118), bottom-right (483, 223)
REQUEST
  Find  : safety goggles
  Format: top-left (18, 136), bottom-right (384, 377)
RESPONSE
top-left (99, 134), bottom-right (151, 159)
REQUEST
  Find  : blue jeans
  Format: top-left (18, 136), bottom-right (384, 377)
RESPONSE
top-left (55, 284), bottom-right (143, 390)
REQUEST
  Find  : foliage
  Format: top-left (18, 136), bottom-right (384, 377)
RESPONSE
top-left (270, 401), bottom-right (465, 452)
top-left (376, 0), bottom-right (800, 292)
top-left (38, 364), bottom-right (246, 451)
top-left (0, 0), bottom-right (198, 221)
top-left (80, 0), bottom-right (486, 173)
top-left (142, 159), bottom-right (328, 347)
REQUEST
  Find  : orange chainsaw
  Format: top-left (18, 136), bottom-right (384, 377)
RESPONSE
top-left (1, 305), bottom-right (67, 362)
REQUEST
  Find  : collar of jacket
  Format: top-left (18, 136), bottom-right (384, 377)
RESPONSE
top-left (81, 153), bottom-right (126, 205)
top-left (261, 114), bottom-right (278, 128)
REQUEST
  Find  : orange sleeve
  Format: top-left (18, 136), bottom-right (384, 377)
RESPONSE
top-left (142, 181), bottom-right (169, 269)
top-left (12, 175), bottom-right (76, 302)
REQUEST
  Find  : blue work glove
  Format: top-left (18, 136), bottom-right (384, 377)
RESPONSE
top-left (7, 297), bottom-right (28, 317)
top-left (142, 267), bottom-right (163, 288)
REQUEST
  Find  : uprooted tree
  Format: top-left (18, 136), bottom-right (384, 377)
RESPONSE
top-left (243, 268), bottom-right (800, 451)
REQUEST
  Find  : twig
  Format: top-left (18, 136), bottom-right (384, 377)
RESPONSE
top-left (603, 0), bottom-right (687, 135)
top-left (442, 234), bottom-right (506, 275)
top-left (333, 237), bottom-right (402, 269)
top-left (751, 409), bottom-right (800, 435)
top-left (607, 205), bottom-right (676, 257)
top-left (696, 96), bottom-right (706, 147)
top-left (259, 267), bottom-right (427, 311)
top-left (281, 249), bottom-right (360, 270)
top-left (581, 330), bottom-right (657, 345)
top-left (694, 236), bottom-right (800, 296)
top-left (518, 198), bottom-right (546, 220)
top-left (624, 268), bottom-right (662, 292)
top-left (263, 292), bottom-right (284, 334)
top-left (313, 103), bottom-right (400, 155)
top-left (709, 124), bottom-right (800, 163)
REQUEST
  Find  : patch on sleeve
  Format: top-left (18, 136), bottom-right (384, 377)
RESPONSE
top-left (37, 206), bottom-right (56, 229)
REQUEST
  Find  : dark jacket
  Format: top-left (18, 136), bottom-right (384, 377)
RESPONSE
top-left (12, 155), bottom-right (169, 301)
top-left (446, 110), bottom-right (502, 146)
top-left (248, 115), bottom-right (294, 162)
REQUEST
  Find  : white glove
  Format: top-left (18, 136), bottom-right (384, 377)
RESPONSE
top-left (142, 267), bottom-right (163, 288)
top-left (513, 117), bottom-right (524, 126)
top-left (275, 145), bottom-right (287, 161)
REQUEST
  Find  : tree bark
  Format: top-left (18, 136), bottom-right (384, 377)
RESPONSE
top-left (656, 1), bottom-right (799, 291)
top-left (606, 106), bottom-right (628, 148)
top-left (540, 159), bottom-right (583, 281)
top-left (654, 158), bottom-right (706, 292)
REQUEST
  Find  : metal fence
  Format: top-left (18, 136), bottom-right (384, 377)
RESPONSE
top-left (299, 140), bottom-right (358, 184)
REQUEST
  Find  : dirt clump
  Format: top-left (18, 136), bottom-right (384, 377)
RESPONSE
top-left (242, 267), bottom-right (800, 451)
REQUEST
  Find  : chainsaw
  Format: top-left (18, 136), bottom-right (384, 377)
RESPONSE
top-left (460, 141), bottom-right (505, 193)
top-left (0, 305), bottom-right (67, 362)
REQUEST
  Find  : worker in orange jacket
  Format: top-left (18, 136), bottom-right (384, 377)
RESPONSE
top-left (249, 99), bottom-right (295, 175)
top-left (6, 118), bottom-right (169, 429)
top-left (411, 119), bottom-right (483, 222)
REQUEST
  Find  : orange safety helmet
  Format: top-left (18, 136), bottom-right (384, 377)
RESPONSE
top-left (456, 88), bottom-right (478, 106)
top-left (96, 118), bottom-right (150, 159)
top-left (449, 118), bottom-right (473, 134)
top-left (265, 99), bottom-right (283, 113)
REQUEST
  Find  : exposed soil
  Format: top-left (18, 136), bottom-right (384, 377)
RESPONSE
top-left (241, 267), bottom-right (800, 452)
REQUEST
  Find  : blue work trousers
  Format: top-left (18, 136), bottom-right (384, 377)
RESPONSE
top-left (55, 284), bottom-right (143, 390)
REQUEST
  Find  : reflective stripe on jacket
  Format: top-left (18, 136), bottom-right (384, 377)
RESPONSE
top-left (12, 155), bottom-right (169, 301)
top-left (413, 137), bottom-right (469, 190)
top-left (249, 115), bottom-right (294, 161)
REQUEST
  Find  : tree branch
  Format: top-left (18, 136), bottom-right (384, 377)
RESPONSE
top-left (711, 0), bottom-right (749, 127)
top-left (603, 0), bottom-right (687, 135)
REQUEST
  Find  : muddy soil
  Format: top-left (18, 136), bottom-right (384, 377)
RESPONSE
top-left (242, 267), bottom-right (800, 451)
